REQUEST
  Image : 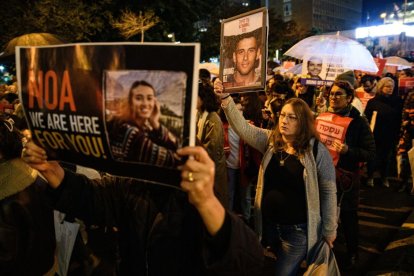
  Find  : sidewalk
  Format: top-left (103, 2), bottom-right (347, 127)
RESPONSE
top-left (334, 177), bottom-right (414, 275)
top-left (366, 207), bottom-right (414, 275)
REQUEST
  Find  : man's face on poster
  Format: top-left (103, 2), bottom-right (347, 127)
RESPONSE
top-left (307, 58), bottom-right (322, 77)
top-left (233, 37), bottom-right (260, 76)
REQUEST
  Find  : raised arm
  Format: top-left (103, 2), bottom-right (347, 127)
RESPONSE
top-left (177, 146), bottom-right (225, 236)
top-left (213, 79), bottom-right (270, 154)
top-left (21, 140), bottom-right (64, 189)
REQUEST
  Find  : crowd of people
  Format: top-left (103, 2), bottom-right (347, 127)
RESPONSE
top-left (1, 62), bottom-right (414, 275)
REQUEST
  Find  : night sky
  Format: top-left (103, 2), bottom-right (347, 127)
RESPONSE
top-left (362, 0), bottom-right (400, 25)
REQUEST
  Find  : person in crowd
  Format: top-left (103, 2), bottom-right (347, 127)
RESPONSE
top-left (197, 80), bottom-right (228, 208)
top-left (398, 68), bottom-right (413, 79)
top-left (316, 71), bottom-right (375, 270)
top-left (292, 77), bottom-right (318, 110)
top-left (365, 77), bottom-right (402, 188)
top-left (215, 79), bottom-right (337, 276)
top-left (107, 80), bottom-right (180, 167)
top-left (0, 117), bottom-right (56, 276)
top-left (221, 97), bottom-right (243, 213)
top-left (266, 60), bottom-right (278, 81)
top-left (316, 71), bottom-right (364, 115)
top-left (397, 91), bottom-right (414, 194)
top-left (0, 92), bottom-right (19, 116)
top-left (223, 29), bottom-right (262, 88)
top-left (265, 80), bottom-right (295, 129)
top-left (238, 93), bottom-right (264, 223)
top-left (0, 92), bottom-right (18, 106)
top-left (306, 56), bottom-right (323, 79)
top-left (384, 72), bottom-right (399, 96)
top-left (22, 140), bottom-right (265, 275)
top-left (221, 97), bottom-right (261, 225)
top-left (355, 74), bottom-right (377, 112)
top-left (398, 69), bottom-right (414, 99)
top-left (199, 68), bottom-right (212, 84)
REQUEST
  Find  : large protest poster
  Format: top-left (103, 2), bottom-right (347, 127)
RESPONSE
top-left (315, 113), bottom-right (353, 166)
top-left (220, 7), bottom-right (267, 93)
top-left (17, 43), bottom-right (199, 187)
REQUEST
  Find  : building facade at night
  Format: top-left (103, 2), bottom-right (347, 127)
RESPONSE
top-left (263, 0), bottom-right (362, 32)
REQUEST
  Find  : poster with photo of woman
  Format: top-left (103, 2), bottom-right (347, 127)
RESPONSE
top-left (16, 42), bottom-right (199, 187)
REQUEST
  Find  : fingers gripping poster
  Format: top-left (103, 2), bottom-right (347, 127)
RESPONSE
top-left (17, 43), bottom-right (199, 187)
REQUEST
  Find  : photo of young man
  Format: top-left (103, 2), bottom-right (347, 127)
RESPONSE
top-left (220, 8), bottom-right (267, 92)
top-left (306, 56), bottom-right (323, 79)
top-left (225, 30), bottom-right (261, 88)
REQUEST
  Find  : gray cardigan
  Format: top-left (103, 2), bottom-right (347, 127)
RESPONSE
top-left (222, 98), bottom-right (337, 259)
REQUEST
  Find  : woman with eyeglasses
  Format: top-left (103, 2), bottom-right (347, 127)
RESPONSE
top-left (316, 71), bottom-right (375, 270)
top-left (214, 79), bottom-right (337, 276)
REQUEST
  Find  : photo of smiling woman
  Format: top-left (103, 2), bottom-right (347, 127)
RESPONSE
top-left (107, 80), bottom-right (181, 168)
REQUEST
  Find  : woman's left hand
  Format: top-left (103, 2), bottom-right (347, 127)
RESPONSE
top-left (177, 146), bottom-right (225, 236)
top-left (149, 98), bottom-right (160, 130)
top-left (324, 235), bottom-right (336, 248)
top-left (332, 140), bottom-right (348, 154)
top-left (178, 146), bottom-right (216, 208)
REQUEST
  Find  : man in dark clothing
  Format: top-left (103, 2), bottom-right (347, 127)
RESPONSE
top-left (22, 144), bottom-right (265, 276)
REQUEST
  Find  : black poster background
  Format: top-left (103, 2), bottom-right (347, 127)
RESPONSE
top-left (17, 43), bottom-right (199, 187)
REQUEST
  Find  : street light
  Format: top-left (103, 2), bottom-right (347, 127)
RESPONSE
top-left (167, 33), bottom-right (175, 42)
top-left (380, 12), bottom-right (387, 24)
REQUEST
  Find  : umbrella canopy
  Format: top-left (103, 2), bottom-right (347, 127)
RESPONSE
top-left (286, 63), bottom-right (302, 75)
top-left (199, 62), bottom-right (219, 75)
top-left (0, 33), bottom-right (65, 57)
top-left (385, 56), bottom-right (413, 69)
top-left (284, 33), bottom-right (378, 73)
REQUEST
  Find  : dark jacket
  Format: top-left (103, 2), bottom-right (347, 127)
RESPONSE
top-left (330, 105), bottom-right (376, 211)
top-left (365, 94), bottom-right (402, 147)
top-left (49, 170), bottom-right (264, 276)
top-left (197, 111), bottom-right (228, 208)
top-left (335, 106), bottom-right (376, 172)
top-left (0, 177), bottom-right (56, 276)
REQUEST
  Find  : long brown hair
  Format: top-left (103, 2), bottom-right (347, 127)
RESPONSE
top-left (271, 98), bottom-right (319, 155)
top-left (119, 80), bottom-right (155, 122)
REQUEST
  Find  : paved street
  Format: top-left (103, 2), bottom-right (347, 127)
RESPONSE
top-left (334, 177), bottom-right (414, 275)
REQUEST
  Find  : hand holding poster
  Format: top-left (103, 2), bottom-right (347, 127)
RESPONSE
top-left (17, 43), bottom-right (199, 187)
top-left (220, 7), bottom-right (267, 93)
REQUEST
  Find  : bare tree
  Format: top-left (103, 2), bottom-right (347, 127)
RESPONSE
top-left (112, 9), bottom-right (160, 42)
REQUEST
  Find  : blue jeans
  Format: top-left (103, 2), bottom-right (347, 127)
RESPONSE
top-left (264, 223), bottom-right (308, 276)
top-left (227, 168), bottom-right (239, 211)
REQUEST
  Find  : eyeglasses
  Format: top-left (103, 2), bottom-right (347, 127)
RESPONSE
top-left (279, 113), bottom-right (298, 122)
top-left (329, 92), bottom-right (347, 98)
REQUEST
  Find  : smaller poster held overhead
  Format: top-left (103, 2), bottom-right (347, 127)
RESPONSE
top-left (220, 7), bottom-right (268, 93)
top-left (301, 55), bottom-right (351, 87)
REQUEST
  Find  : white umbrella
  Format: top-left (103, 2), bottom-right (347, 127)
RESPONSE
top-left (286, 63), bottom-right (302, 75)
top-left (284, 33), bottom-right (378, 73)
top-left (385, 56), bottom-right (413, 69)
